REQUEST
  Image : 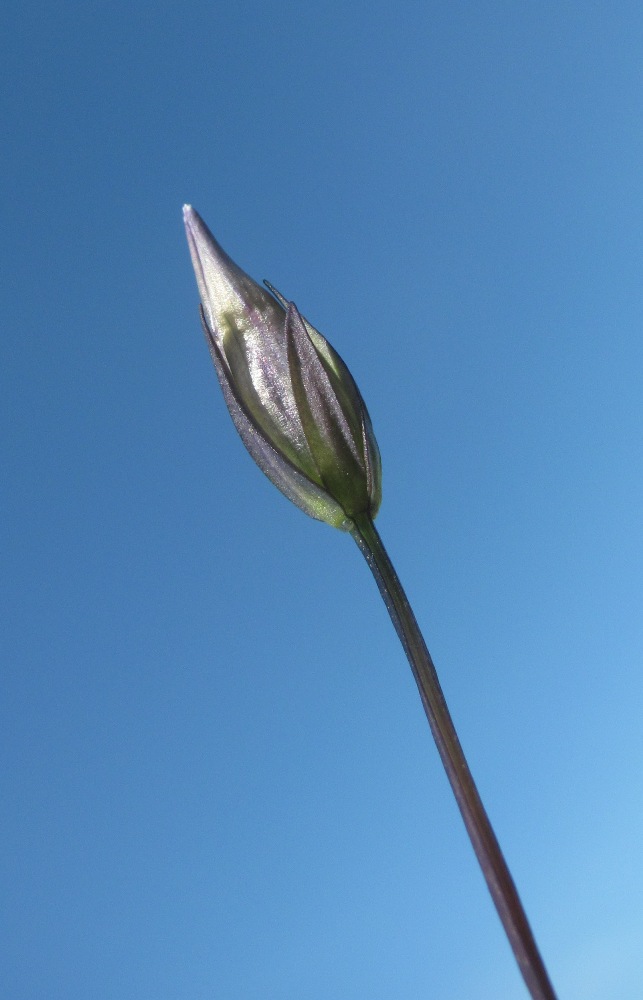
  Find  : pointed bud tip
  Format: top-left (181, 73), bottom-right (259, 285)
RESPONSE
top-left (182, 205), bottom-right (217, 250)
top-left (183, 204), bottom-right (198, 233)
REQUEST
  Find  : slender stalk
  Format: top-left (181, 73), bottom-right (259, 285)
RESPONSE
top-left (350, 512), bottom-right (557, 1000)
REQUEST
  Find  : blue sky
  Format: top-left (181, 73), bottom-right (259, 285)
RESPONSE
top-left (2, 2), bottom-right (643, 998)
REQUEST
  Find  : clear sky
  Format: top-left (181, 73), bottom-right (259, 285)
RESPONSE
top-left (2, 3), bottom-right (643, 998)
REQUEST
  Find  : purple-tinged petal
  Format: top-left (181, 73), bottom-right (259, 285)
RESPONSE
top-left (201, 310), bottom-right (351, 529)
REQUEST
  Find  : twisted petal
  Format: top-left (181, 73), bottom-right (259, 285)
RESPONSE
top-left (286, 303), bottom-right (369, 516)
top-left (303, 326), bottom-right (382, 516)
top-left (266, 282), bottom-right (382, 516)
top-left (183, 206), bottom-right (318, 481)
top-left (201, 309), bottom-right (352, 529)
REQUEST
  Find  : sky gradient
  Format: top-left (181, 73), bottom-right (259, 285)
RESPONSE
top-left (3, 3), bottom-right (643, 998)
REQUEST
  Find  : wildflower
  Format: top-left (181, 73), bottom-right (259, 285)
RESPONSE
top-left (183, 205), bottom-right (381, 529)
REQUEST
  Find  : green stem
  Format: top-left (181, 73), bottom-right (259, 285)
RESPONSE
top-left (350, 513), bottom-right (557, 1000)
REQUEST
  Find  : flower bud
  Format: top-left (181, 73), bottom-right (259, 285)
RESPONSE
top-left (183, 205), bottom-right (381, 530)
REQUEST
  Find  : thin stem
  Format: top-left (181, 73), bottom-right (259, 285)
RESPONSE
top-left (350, 512), bottom-right (557, 1000)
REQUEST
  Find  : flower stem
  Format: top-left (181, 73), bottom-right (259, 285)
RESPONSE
top-left (350, 513), bottom-right (557, 1000)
